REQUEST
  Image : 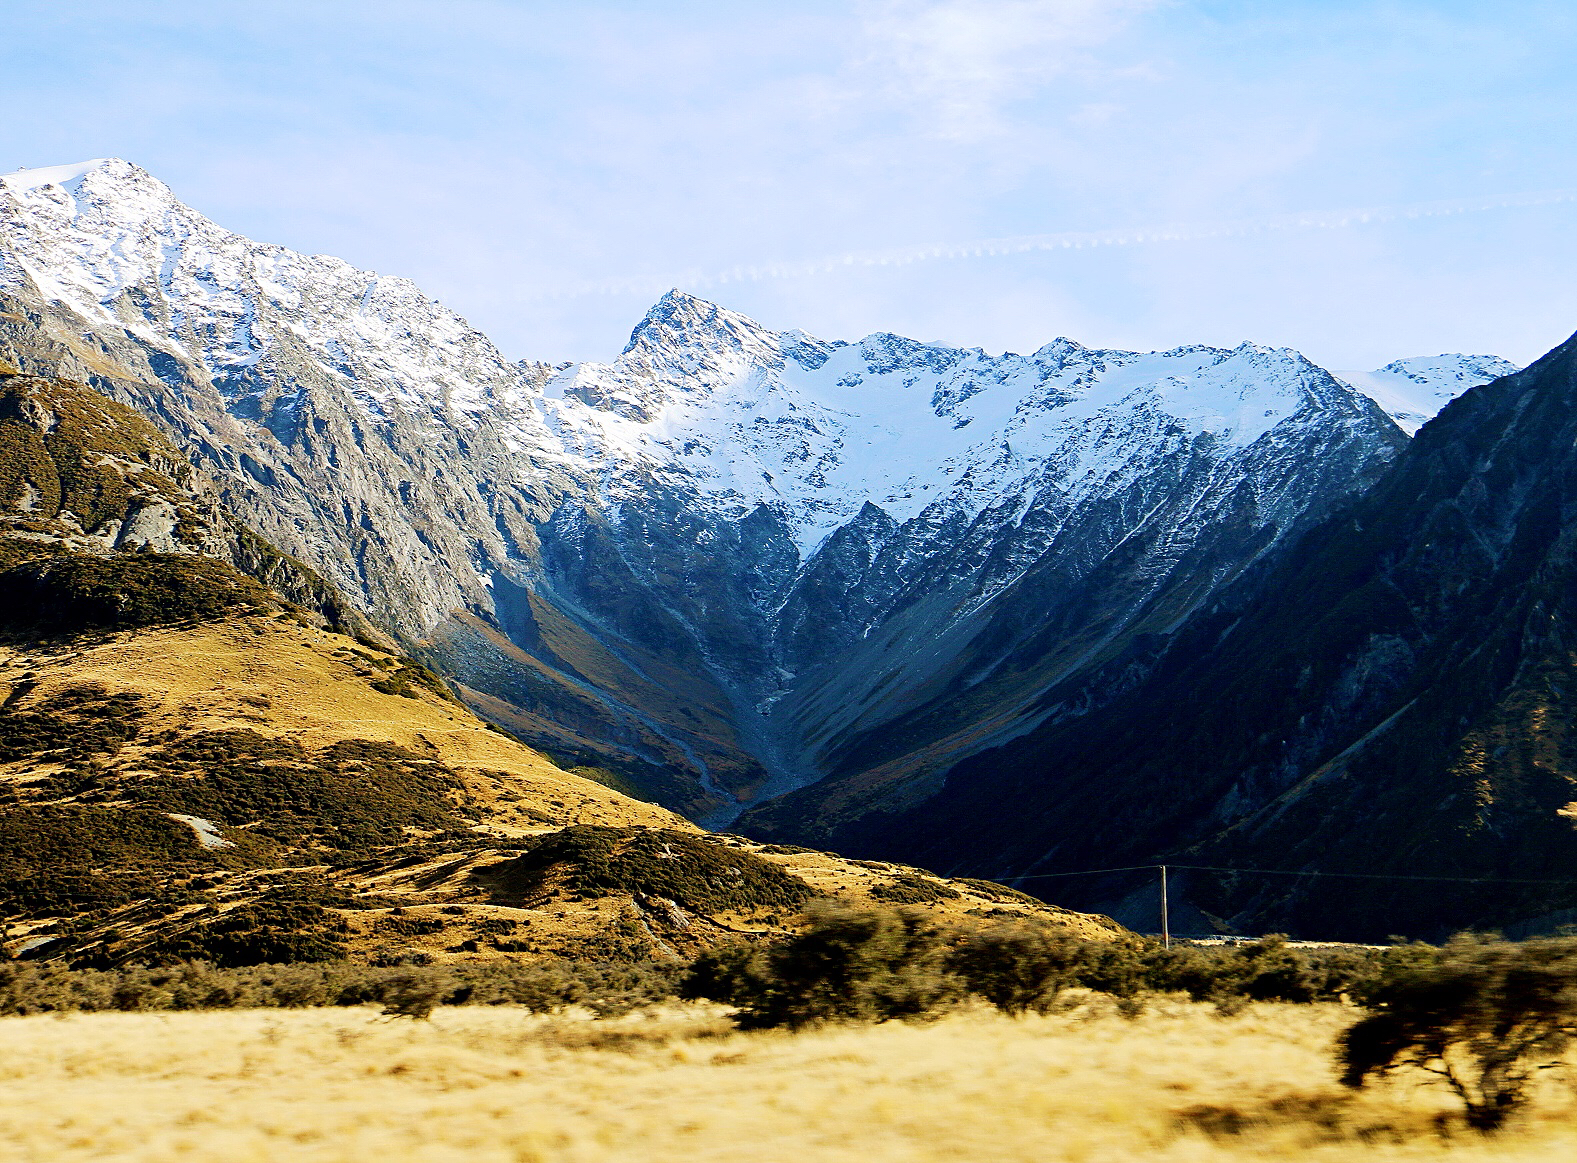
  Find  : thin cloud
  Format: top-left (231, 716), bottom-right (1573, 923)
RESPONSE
top-left (537, 186), bottom-right (1577, 303)
top-left (857, 0), bottom-right (1162, 139)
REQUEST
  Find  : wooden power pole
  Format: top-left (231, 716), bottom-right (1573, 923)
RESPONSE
top-left (1160, 864), bottom-right (1171, 949)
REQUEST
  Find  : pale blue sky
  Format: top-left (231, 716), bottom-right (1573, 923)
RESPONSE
top-left (3, 1), bottom-right (1576, 368)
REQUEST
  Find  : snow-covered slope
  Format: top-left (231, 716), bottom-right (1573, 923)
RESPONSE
top-left (1335, 355), bottom-right (1519, 435)
top-left (0, 158), bottom-right (592, 638)
top-left (0, 158), bottom-right (524, 417)
top-left (543, 293), bottom-right (1361, 558)
top-left (0, 158), bottom-right (1462, 831)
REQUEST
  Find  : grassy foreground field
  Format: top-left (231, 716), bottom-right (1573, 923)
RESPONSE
top-left (2, 997), bottom-right (1575, 1162)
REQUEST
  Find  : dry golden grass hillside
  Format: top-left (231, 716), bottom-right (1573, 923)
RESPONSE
top-left (1, 614), bottom-right (1117, 967)
top-left (1, 998), bottom-right (1573, 1162)
top-left (0, 615), bottom-right (684, 830)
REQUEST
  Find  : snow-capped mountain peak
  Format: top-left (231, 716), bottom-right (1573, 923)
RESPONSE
top-left (0, 157), bottom-right (518, 418)
top-left (537, 313), bottom-right (1395, 557)
top-left (622, 289), bottom-right (784, 362)
top-left (1335, 354), bottom-right (1520, 435)
top-left (0, 157), bottom-right (119, 192)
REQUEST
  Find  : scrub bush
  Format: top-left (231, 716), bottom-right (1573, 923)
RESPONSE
top-left (1339, 934), bottom-right (1577, 1131)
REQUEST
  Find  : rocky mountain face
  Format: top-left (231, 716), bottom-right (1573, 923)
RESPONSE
top-left (789, 334), bottom-right (1577, 941)
top-left (0, 364), bottom-right (363, 636)
top-left (570, 295), bottom-right (1413, 824)
top-left (0, 160), bottom-right (577, 638)
top-left (0, 161), bottom-right (720, 807)
top-left (0, 159), bottom-right (1515, 839)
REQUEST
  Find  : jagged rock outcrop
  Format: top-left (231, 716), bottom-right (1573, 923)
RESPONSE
top-left (0, 365), bottom-right (373, 639)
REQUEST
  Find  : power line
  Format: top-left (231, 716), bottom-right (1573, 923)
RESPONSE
top-left (1001, 863), bottom-right (1577, 887)
top-left (1001, 864), bottom-right (1168, 879)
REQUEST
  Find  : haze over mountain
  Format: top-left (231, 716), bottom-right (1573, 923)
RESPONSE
top-left (0, 160), bottom-right (1517, 839)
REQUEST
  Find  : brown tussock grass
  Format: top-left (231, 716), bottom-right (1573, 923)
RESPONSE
top-left (2, 997), bottom-right (1575, 1162)
top-left (0, 616), bottom-right (686, 832)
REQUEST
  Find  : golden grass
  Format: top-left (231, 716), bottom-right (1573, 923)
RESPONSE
top-left (2, 998), bottom-right (1574, 1162)
top-left (730, 844), bottom-right (1123, 939)
top-left (0, 615), bottom-right (1118, 963)
top-left (0, 616), bottom-right (685, 831)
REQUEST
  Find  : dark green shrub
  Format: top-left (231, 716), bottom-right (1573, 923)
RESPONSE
top-left (135, 895), bottom-right (349, 968)
top-left (678, 943), bottom-right (771, 1007)
top-left (1233, 935), bottom-right (1320, 1001)
top-left (946, 920), bottom-right (1088, 1014)
top-left (1300, 945), bottom-right (1387, 1001)
top-left (680, 907), bottom-right (1397, 1029)
top-left (136, 733), bottom-right (466, 851)
top-left (1338, 934), bottom-right (1577, 1131)
top-left (869, 874), bottom-right (962, 904)
top-left (1067, 938), bottom-right (1149, 998)
top-left (0, 554), bottom-right (275, 633)
top-left (480, 826), bottom-right (816, 914)
top-left (369, 661), bottom-right (456, 702)
top-left (0, 957), bottom-right (681, 1017)
top-left (916, 920), bottom-right (1388, 1018)
top-left (380, 971), bottom-right (456, 1019)
top-left (1141, 937), bottom-right (1380, 1004)
top-left (0, 683), bottom-right (146, 763)
top-left (706, 901), bottom-right (960, 1029)
top-left (1140, 935), bottom-right (1321, 1002)
top-left (0, 804), bottom-right (204, 915)
top-left (472, 917), bottom-right (519, 935)
top-left (377, 914), bottom-right (448, 937)
top-left (947, 924), bottom-right (1184, 1007)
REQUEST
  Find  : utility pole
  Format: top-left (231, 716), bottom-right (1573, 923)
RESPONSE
top-left (1160, 864), bottom-right (1171, 950)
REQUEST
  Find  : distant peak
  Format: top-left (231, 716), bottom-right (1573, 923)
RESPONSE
top-left (1230, 340), bottom-right (1295, 357)
top-left (654, 287), bottom-right (713, 309)
top-left (1374, 353), bottom-right (1519, 379)
top-left (621, 289), bottom-right (775, 356)
top-left (636, 288), bottom-right (724, 328)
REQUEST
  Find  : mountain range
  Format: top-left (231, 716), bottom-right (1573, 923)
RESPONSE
top-left (1, 157), bottom-right (1564, 940)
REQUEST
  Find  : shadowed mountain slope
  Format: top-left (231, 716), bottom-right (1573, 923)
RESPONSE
top-left (759, 331), bottom-right (1577, 940)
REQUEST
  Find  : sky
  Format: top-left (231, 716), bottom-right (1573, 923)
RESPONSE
top-left (2, 1), bottom-right (1576, 369)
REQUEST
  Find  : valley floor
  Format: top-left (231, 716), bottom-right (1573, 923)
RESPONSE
top-left (2, 998), bottom-right (1573, 1162)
